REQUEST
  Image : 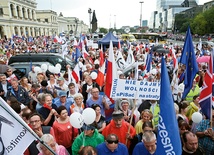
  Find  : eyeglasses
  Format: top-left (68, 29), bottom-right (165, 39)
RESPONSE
top-left (106, 140), bottom-right (119, 144)
top-left (7, 70), bottom-right (12, 72)
top-left (29, 120), bottom-right (40, 124)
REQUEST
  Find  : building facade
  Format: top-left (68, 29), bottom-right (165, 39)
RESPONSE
top-left (149, 0), bottom-right (198, 32)
top-left (0, 0), bottom-right (88, 38)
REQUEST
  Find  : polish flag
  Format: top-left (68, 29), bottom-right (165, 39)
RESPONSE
top-left (53, 35), bottom-right (60, 43)
top-left (105, 41), bottom-right (118, 99)
top-left (82, 46), bottom-right (93, 64)
top-left (82, 46), bottom-right (89, 59)
top-left (96, 46), bottom-right (105, 86)
top-left (171, 46), bottom-right (178, 72)
top-left (72, 64), bottom-right (80, 83)
top-left (118, 40), bottom-right (121, 51)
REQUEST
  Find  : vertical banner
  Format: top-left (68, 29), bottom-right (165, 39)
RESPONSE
top-left (0, 98), bottom-right (35, 155)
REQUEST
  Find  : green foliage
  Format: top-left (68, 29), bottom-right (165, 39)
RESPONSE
top-left (191, 14), bottom-right (207, 35)
top-left (203, 7), bottom-right (214, 33)
top-left (175, 6), bottom-right (214, 35)
top-left (99, 27), bottom-right (108, 34)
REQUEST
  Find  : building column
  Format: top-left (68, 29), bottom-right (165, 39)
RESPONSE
top-left (4, 25), bottom-right (11, 38)
top-left (10, 26), bottom-right (15, 36)
top-left (20, 6), bottom-right (23, 18)
top-left (13, 4), bottom-right (18, 17)
top-left (17, 26), bottom-right (21, 36)
top-left (33, 10), bottom-right (37, 21)
top-left (29, 10), bottom-right (32, 20)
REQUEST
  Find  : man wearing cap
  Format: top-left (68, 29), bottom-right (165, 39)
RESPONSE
top-left (72, 122), bottom-right (104, 155)
top-left (53, 91), bottom-right (74, 116)
top-left (102, 110), bottom-right (136, 149)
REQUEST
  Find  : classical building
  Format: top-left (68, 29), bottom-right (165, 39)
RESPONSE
top-left (0, 0), bottom-right (88, 38)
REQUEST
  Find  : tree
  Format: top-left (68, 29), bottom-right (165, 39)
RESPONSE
top-left (99, 27), bottom-right (108, 34)
top-left (203, 7), bottom-right (214, 34)
top-left (191, 14), bottom-right (207, 35)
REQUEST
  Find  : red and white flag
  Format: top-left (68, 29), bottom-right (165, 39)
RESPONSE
top-left (72, 64), bottom-right (80, 83)
top-left (82, 46), bottom-right (89, 59)
top-left (0, 98), bottom-right (35, 155)
top-left (96, 46), bottom-right (105, 86)
top-left (105, 41), bottom-right (118, 99)
top-left (171, 46), bottom-right (178, 73)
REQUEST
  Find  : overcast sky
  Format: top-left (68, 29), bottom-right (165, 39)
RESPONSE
top-left (36, 0), bottom-right (210, 29)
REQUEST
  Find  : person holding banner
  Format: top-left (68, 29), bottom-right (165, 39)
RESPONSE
top-left (102, 110), bottom-right (136, 149)
top-left (120, 100), bottom-right (136, 126)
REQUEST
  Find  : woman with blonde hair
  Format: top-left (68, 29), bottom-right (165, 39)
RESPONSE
top-left (134, 109), bottom-right (153, 134)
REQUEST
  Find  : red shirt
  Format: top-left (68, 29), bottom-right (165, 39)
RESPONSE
top-left (52, 120), bottom-right (78, 148)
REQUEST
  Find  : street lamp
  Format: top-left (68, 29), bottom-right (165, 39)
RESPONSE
top-left (88, 8), bottom-right (92, 33)
top-left (139, 1), bottom-right (144, 28)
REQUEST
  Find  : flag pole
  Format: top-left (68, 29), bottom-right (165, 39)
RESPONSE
top-left (125, 79), bottom-right (138, 145)
top-left (0, 98), bottom-right (57, 155)
top-left (125, 99), bottom-right (136, 145)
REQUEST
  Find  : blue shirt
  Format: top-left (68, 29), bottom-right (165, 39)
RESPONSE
top-left (96, 142), bottom-right (129, 155)
top-left (132, 142), bottom-right (157, 155)
top-left (53, 97), bottom-right (73, 115)
top-left (86, 95), bottom-right (105, 116)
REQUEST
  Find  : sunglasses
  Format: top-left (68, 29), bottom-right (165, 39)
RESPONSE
top-left (106, 140), bottom-right (119, 144)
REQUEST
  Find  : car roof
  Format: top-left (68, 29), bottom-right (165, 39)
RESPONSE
top-left (9, 62), bottom-right (53, 66)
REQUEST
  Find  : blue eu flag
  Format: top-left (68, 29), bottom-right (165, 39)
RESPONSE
top-left (180, 26), bottom-right (198, 99)
top-left (156, 57), bottom-right (182, 155)
top-left (75, 47), bottom-right (81, 63)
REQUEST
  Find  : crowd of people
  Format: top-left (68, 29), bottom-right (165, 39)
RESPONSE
top-left (0, 34), bottom-right (214, 155)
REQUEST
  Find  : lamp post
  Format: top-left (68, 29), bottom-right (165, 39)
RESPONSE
top-left (139, 1), bottom-right (144, 28)
top-left (88, 8), bottom-right (92, 33)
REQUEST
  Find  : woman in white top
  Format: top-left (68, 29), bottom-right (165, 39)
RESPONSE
top-left (70, 93), bottom-right (84, 114)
